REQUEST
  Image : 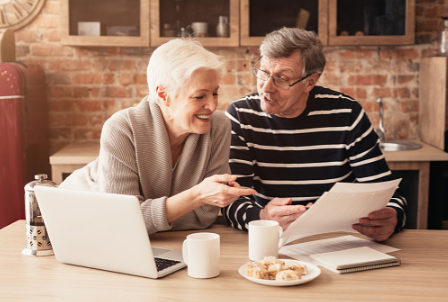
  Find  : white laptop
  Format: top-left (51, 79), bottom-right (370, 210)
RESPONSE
top-left (34, 186), bottom-right (186, 279)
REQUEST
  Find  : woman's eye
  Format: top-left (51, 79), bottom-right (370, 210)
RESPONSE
top-left (194, 95), bottom-right (205, 100)
top-left (213, 93), bottom-right (219, 97)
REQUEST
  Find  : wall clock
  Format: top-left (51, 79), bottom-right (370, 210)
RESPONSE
top-left (0, 0), bottom-right (46, 31)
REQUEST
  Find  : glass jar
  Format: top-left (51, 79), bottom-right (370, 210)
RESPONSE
top-left (216, 16), bottom-right (229, 37)
top-left (438, 17), bottom-right (448, 56)
top-left (22, 174), bottom-right (58, 256)
top-left (162, 23), bottom-right (176, 37)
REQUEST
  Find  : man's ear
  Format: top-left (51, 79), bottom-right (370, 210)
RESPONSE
top-left (304, 73), bottom-right (320, 93)
top-left (156, 86), bottom-right (169, 105)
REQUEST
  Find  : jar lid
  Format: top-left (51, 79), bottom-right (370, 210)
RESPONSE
top-left (25, 174), bottom-right (58, 190)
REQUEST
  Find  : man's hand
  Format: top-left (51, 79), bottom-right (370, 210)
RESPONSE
top-left (259, 198), bottom-right (311, 231)
top-left (352, 207), bottom-right (398, 241)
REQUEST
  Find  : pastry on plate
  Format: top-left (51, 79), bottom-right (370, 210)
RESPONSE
top-left (244, 257), bottom-right (308, 281)
top-left (267, 263), bottom-right (283, 280)
top-left (283, 260), bottom-right (308, 275)
top-left (261, 256), bottom-right (285, 267)
top-left (245, 266), bottom-right (269, 280)
top-left (276, 269), bottom-right (301, 281)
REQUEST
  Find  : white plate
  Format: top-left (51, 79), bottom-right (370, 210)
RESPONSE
top-left (239, 259), bottom-right (321, 286)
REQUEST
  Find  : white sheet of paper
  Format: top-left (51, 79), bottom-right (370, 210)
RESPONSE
top-left (279, 235), bottom-right (400, 262)
top-left (279, 179), bottom-right (401, 246)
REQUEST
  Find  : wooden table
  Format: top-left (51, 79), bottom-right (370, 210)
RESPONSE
top-left (1, 221), bottom-right (447, 301)
top-left (49, 142), bottom-right (99, 184)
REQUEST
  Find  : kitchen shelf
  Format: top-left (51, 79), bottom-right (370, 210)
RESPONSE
top-left (328, 0), bottom-right (415, 46)
top-left (240, 0), bottom-right (414, 47)
top-left (60, 0), bottom-right (150, 47)
top-left (240, 0), bottom-right (328, 46)
top-left (60, 0), bottom-right (415, 47)
top-left (150, 0), bottom-right (239, 47)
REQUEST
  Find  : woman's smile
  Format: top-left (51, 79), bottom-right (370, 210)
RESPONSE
top-left (195, 114), bottom-right (212, 121)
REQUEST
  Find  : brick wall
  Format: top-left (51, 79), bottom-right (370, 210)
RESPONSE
top-left (12, 0), bottom-right (448, 154)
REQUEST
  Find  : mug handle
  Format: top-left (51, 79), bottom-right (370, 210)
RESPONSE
top-left (182, 239), bottom-right (189, 265)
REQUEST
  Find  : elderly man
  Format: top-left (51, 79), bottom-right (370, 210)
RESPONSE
top-left (223, 27), bottom-right (406, 241)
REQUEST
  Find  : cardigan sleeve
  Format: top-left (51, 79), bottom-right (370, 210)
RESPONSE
top-left (59, 108), bottom-right (172, 234)
top-left (99, 111), bottom-right (175, 234)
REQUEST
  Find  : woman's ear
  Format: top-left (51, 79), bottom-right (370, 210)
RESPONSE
top-left (156, 86), bottom-right (169, 105)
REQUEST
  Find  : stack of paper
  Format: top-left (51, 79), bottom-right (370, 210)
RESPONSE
top-left (279, 179), bottom-right (401, 246)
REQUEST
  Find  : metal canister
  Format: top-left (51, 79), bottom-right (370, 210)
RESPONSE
top-left (22, 174), bottom-right (58, 256)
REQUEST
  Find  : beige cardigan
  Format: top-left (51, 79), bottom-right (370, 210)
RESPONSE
top-left (60, 98), bottom-right (231, 234)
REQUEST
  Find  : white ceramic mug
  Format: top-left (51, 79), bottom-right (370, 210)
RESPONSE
top-left (188, 22), bottom-right (208, 37)
top-left (248, 220), bottom-right (283, 261)
top-left (182, 232), bottom-right (220, 278)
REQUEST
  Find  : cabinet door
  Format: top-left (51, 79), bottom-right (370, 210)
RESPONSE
top-left (240, 0), bottom-right (328, 47)
top-left (328, 0), bottom-right (415, 45)
top-left (60, 0), bottom-right (150, 47)
top-left (419, 57), bottom-right (448, 151)
top-left (150, 0), bottom-right (239, 47)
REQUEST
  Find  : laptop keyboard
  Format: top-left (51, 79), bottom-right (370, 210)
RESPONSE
top-left (154, 258), bottom-right (182, 272)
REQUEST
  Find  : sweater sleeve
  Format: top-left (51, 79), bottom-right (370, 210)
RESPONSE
top-left (222, 102), bottom-right (262, 231)
top-left (345, 102), bottom-right (407, 233)
top-left (58, 108), bottom-right (174, 234)
top-left (98, 112), bottom-right (175, 234)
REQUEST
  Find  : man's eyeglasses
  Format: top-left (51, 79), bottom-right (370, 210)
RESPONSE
top-left (251, 57), bottom-right (313, 91)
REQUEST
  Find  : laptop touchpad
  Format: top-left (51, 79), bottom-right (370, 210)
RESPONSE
top-left (152, 247), bottom-right (172, 256)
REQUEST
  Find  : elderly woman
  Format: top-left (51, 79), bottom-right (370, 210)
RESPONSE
top-left (60, 39), bottom-right (255, 234)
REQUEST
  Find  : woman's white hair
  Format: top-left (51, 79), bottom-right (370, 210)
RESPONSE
top-left (147, 39), bottom-right (224, 103)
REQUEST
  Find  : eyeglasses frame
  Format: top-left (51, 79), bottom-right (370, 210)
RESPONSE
top-left (252, 56), bottom-right (314, 90)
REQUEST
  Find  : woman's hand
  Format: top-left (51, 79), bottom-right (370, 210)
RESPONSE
top-left (193, 174), bottom-right (257, 208)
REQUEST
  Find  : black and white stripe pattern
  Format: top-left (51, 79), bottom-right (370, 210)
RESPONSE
top-left (223, 86), bottom-right (407, 232)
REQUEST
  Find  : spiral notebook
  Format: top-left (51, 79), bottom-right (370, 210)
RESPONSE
top-left (310, 246), bottom-right (401, 274)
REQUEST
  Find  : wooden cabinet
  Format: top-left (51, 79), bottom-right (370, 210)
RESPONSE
top-left (240, 0), bottom-right (328, 46)
top-left (60, 0), bottom-right (150, 47)
top-left (150, 0), bottom-right (239, 47)
top-left (328, 0), bottom-right (415, 46)
top-left (49, 142), bottom-right (100, 184)
top-left (419, 56), bottom-right (448, 151)
top-left (240, 0), bottom-right (414, 47)
top-left (60, 0), bottom-right (415, 47)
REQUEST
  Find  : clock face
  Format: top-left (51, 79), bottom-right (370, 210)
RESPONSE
top-left (0, 0), bottom-right (46, 31)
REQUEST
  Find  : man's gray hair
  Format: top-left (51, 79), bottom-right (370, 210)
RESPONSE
top-left (147, 39), bottom-right (224, 103)
top-left (260, 27), bottom-right (326, 76)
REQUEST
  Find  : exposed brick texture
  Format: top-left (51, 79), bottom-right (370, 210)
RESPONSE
top-left (10, 0), bottom-right (448, 153)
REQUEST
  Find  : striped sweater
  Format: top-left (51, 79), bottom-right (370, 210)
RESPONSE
top-left (223, 86), bottom-right (407, 233)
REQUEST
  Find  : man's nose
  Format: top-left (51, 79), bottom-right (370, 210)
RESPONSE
top-left (261, 76), bottom-right (277, 92)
